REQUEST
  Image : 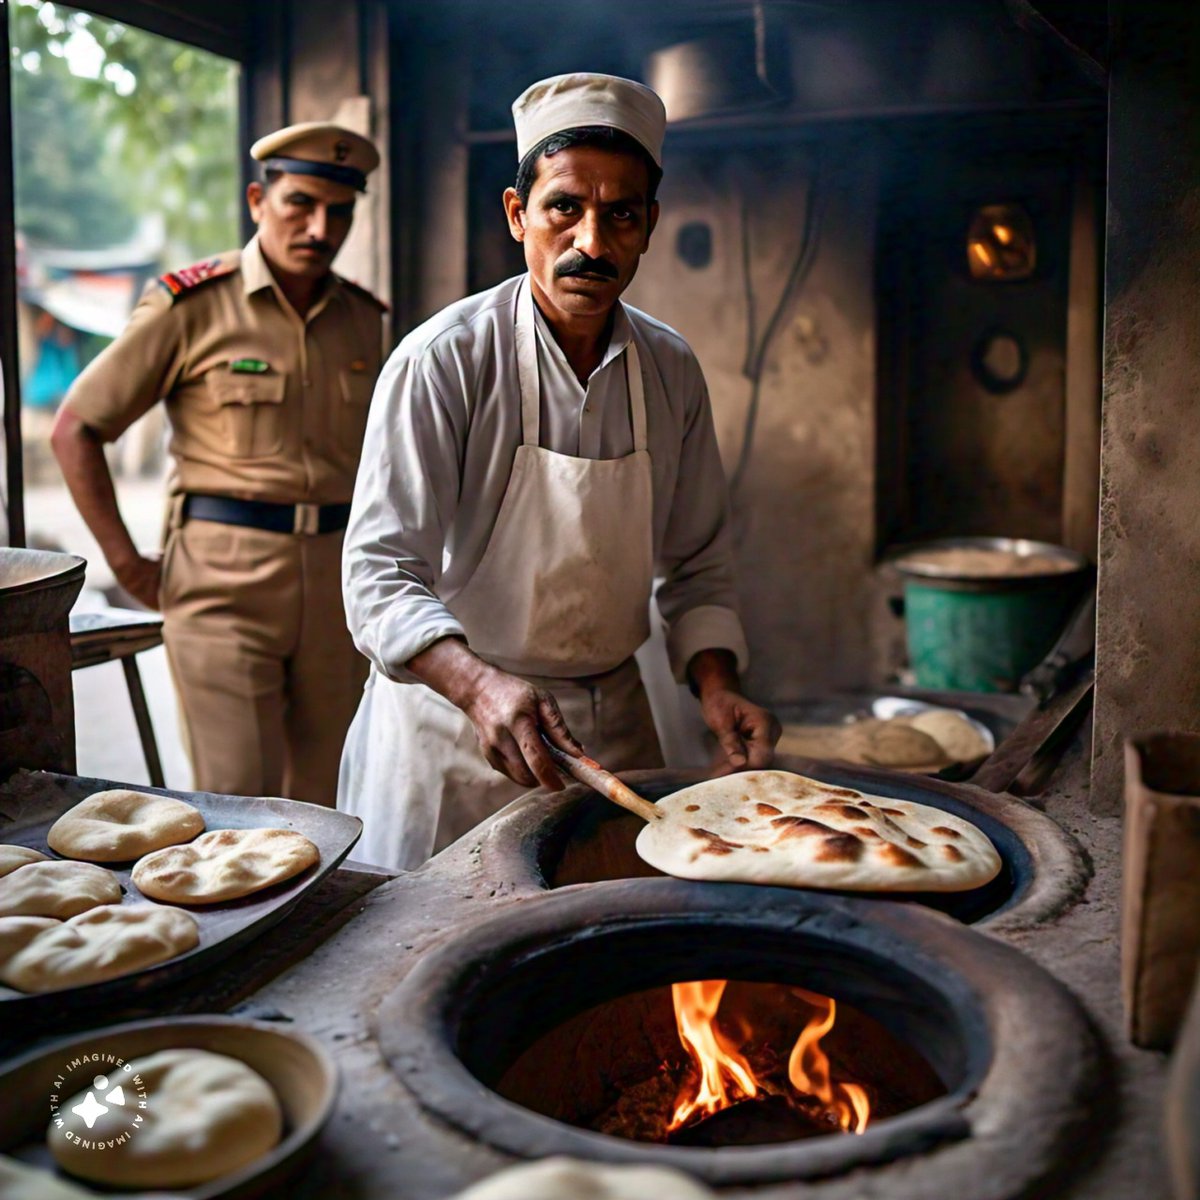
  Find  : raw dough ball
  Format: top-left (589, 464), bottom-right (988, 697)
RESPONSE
top-left (1, 905), bottom-right (198, 993)
top-left (905, 710), bottom-right (992, 763)
top-left (48, 790), bottom-right (205, 863)
top-left (0, 915), bottom-right (60, 968)
top-left (47, 1048), bottom-right (283, 1188)
top-left (132, 828), bottom-right (319, 905)
top-left (0, 861), bottom-right (121, 918)
top-left (0, 844), bottom-right (49, 878)
top-left (451, 1157), bottom-right (718, 1200)
top-left (0, 1154), bottom-right (99, 1198)
top-left (843, 719), bottom-right (948, 768)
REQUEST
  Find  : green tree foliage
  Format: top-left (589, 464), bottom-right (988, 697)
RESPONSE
top-left (9, 1), bottom-right (241, 262)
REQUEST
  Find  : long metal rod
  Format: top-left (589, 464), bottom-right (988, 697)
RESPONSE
top-left (121, 656), bottom-right (166, 788)
top-left (0, 5), bottom-right (25, 548)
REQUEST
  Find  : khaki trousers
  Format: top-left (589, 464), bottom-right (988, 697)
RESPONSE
top-left (161, 518), bottom-right (367, 806)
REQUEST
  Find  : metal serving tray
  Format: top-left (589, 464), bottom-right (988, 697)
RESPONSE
top-left (0, 771), bottom-right (362, 1016)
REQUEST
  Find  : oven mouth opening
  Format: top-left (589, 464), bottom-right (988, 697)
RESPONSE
top-left (490, 976), bottom-right (948, 1147)
top-left (535, 773), bottom-right (1032, 924)
top-left (381, 883), bottom-right (994, 1185)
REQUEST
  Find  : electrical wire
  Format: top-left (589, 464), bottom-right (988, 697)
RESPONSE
top-left (729, 157), bottom-right (824, 500)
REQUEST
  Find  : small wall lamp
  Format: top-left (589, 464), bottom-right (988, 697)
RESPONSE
top-left (966, 203), bottom-right (1036, 281)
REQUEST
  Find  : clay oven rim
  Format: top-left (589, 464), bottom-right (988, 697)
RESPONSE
top-left (377, 879), bottom-right (1095, 1187)
top-left (480, 763), bottom-right (1090, 931)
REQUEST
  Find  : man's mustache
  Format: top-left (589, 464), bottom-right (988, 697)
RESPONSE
top-left (555, 251), bottom-right (618, 280)
top-left (294, 240), bottom-right (334, 255)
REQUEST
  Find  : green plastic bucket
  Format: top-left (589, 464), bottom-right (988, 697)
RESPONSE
top-left (891, 538), bottom-right (1090, 693)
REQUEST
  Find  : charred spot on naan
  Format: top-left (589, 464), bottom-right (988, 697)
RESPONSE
top-left (876, 844), bottom-right (923, 869)
top-left (810, 803), bottom-right (870, 820)
top-left (931, 825), bottom-right (963, 839)
top-left (687, 828), bottom-right (744, 858)
top-left (769, 816), bottom-right (835, 840)
top-left (684, 805), bottom-right (700, 812)
top-left (756, 803), bottom-right (782, 816)
top-left (852, 825), bottom-right (884, 840)
top-left (907, 836), bottom-right (928, 849)
top-left (814, 833), bottom-right (865, 863)
top-left (942, 845), bottom-right (965, 863)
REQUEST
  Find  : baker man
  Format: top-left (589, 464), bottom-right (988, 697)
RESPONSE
top-left (52, 122), bottom-right (387, 806)
top-left (340, 73), bottom-right (779, 869)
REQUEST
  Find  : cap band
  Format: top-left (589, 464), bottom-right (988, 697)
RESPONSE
top-left (264, 157), bottom-right (367, 191)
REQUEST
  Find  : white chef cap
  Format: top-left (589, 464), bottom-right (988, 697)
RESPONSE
top-left (512, 73), bottom-right (667, 166)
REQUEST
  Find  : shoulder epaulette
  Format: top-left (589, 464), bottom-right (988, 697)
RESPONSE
top-left (339, 276), bottom-right (390, 313)
top-left (157, 254), bottom-right (239, 302)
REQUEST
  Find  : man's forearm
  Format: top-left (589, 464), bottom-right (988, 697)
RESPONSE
top-left (686, 647), bottom-right (742, 698)
top-left (49, 407), bottom-right (139, 571)
top-left (406, 636), bottom-right (501, 711)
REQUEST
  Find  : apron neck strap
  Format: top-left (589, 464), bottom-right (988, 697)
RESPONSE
top-left (515, 278), bottom-right (541, 448)
top-left (624, 338), bottom-right (647, 452)
top-left (516, 275), bottom-right (648, 453)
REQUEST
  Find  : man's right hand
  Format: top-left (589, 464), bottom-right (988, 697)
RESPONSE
top-left (112, 552), bottom-right (162, 610)
top-left (460, 670), bottom-right (583, 790)
top-left (406, 637), bottom-right (583, 790)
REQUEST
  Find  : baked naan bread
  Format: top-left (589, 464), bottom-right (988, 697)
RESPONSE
top-left (0, 860), bottom-right (122, 918)
top-left (636, 771), bottom-right (1001, 893)
top-left (47, 789), bottom-right (205, 863)
top-left (0, 844), bottom-right (50, 878)
top-left (1, 904), bottom-right (198, 993)
top-left (132, 827), bottom-right (319, 904)
top-left (48, 1048), bottom-right (282, 1187)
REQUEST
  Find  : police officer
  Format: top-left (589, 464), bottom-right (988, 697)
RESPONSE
top-left (51, 123), bottom-right (386, 806)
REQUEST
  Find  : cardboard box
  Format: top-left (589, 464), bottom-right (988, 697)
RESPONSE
top-left (1123, 733), bottom-right (1200, 1049)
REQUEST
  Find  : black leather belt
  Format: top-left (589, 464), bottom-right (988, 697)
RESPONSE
top-left (182, 494), bottom-right (353, 535)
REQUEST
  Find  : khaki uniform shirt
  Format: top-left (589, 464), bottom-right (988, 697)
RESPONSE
top-left (64, 235), bottom-right (385, 505)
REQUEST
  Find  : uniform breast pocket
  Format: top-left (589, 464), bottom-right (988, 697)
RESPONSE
top-left (336, 366), bottom-right (375, 456)
top-left (205, 369), bottom-right (288, 459)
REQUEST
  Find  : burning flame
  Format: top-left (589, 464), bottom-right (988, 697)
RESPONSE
top-left (788, 988), bottom-right (872, 1133)
top-left (668, 981), bottom-right (870, 1135)
top-left (668, 981), bottom-right (757, 1126)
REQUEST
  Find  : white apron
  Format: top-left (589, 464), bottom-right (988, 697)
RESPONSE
top-left (339, 280), bottom-right (664, 870)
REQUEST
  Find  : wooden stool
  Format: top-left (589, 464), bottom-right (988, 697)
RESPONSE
top-left (69, 608), bottom-right (166, 787)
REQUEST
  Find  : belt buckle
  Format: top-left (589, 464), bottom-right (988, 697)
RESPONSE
top-left (293, 502), bottom-right (321, 535)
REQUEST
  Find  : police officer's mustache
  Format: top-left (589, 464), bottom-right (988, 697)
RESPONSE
top-left (294, 240), bottom-right (333, 255)
top-left (555, 251), bottom-right (619, 280)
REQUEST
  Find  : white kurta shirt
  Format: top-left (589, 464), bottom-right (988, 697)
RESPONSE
top-left (343, 273), bottom-right (748, 683)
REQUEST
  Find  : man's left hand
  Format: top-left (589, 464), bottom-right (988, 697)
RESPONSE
top-left (700, 687), bottom-right (781, 775)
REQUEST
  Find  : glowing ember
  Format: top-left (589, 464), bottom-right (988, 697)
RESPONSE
top-left (668, 980), bottom-right (871, 1136)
